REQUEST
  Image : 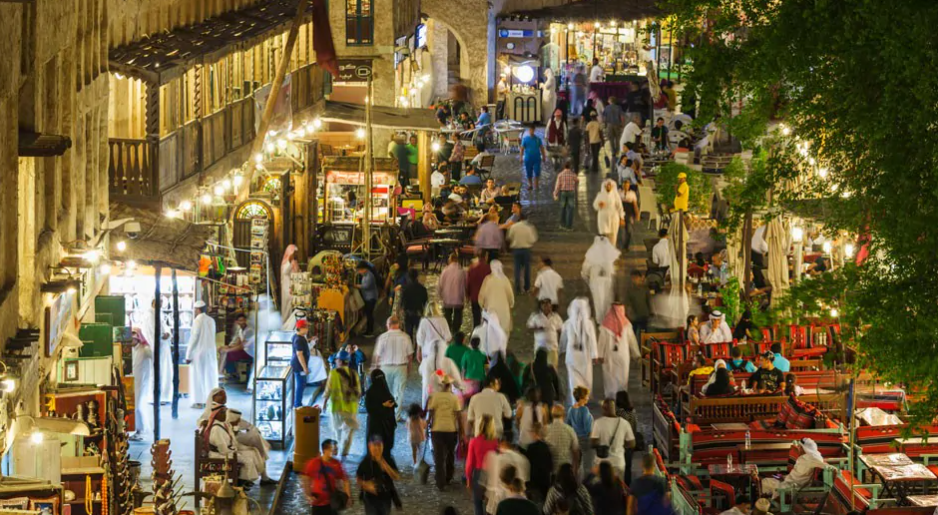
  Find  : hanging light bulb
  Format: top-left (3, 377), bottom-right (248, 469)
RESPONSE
top-left (296, 127), bottom-right (306, 137)
top-left (1, 379), bottom-right (15, 393)
top-left (222, 178), bottom-right (232, 191)
top-left (254, 153), bottom-right (264, 163)
top-left (30, 431), bottom-right (43, 444)
top-left (431, 141), bottom-right (441, 152)
top-left (99, 263), bottom-right (111, 276)
top-left (790, 226), bottom-right (804, 243)
top-left (594, 21), bottom-right (601, 28)
top-left (165, 209), bottom-right (180, 219)
top-left (66, 287), bottom-right (77, 295)
top-left (355, 128), bottom-right (366, 139)
top-left (83, 250), bottom-right (101, 264)
top-left (567, 22), bottom-right (574, 30)
top-left (201, 193), bottom-right (213, 205)
top-left (829, 308), bottom-right (839, 318)
top-left (276, 138), bottom-right (288, 150)
top-left (116, 240), bottom-right (127, 252)
top-left (126, 260), bottom-right (137, 270)
top-left (313, 118), bottom-right (322, 129)
top-left (823, 241), bottom-right (833, 254)
top-left (817, 167), bottom-right (828, 179)
top-left (265, 142), bottom-right (275, 153)
top-left (233, 174), bottom-right (244, 188)
top-left (213, 185), bottom-right (224, 196)
top-left (845, 243), bottom-right (855, 258)
top-left (808, 157), bottom-right (816, 166)
top-left (780, 125), bottom-right (791, 136)
top-left (180, 200), bottom-right (193, 212)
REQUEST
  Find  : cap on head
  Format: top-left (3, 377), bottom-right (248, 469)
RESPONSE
top-left (677, 172), bottom-right (687, 179)
top-left (295, 319), bottom-right (309, 330)
top-left (194, 300), bottom-right (207, 309)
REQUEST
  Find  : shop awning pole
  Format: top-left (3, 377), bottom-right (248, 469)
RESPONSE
top-left (250, 0), bottom-right (310, 166)
top-left (363, 73), bottom-right (374, 255)
top-left (171, 269), bottom-right (181, 419)
top-left (153, 265), bottom-right (162, 441)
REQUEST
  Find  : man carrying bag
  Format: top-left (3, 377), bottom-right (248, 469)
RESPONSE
top-left (303, 439), bottom-right (352, 514)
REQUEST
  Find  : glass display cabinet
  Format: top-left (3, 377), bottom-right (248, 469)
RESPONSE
top-left (265, 330), bottom-right (295, 364)
top-left (253, 365), bottom-right (294, 448)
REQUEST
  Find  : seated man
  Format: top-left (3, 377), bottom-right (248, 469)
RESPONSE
top-left (499, 202), bottom-right (522, 229)
top-left (480, 178), bottom-right (500, 204)
top-left (700, 310), bottom-right (733, 343)
top-left (218, 313), bottom-right (254, 382)
top-left (770, 343), bottom-right (791, 372)
top-left (728, 346), bottom-right (757, 373)
top-left (198, 389), bottom-right (276, 484)
top-left (200, 403), bottom-right (269, 487)
top-left (442, 194), bottom-right (467, 222)
top-left (761, 438), bottom-right (830, 498)
top-left (458, 111), bottom-right (476, 131)
top-left (459, 166), bottom-right (483, 186)
top-left (750, 351), bottom-right (786, 394)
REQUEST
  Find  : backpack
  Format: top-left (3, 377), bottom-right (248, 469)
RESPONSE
top-left (729, 359), bottom-right (750, 372)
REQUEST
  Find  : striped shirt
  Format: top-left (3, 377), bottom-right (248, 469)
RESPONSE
top-left (554, 169), bottom-right (579, 196)
top-left (373, 329), bottom-right (414, 366)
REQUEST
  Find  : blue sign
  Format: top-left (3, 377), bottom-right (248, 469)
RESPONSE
top-left (416, 24), bottom-right (427, 48)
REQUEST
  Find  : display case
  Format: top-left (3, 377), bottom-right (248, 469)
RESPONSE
top-left (253, 365), bottom-right (294, 448)
top-left (265, 331), bottom-right (296, 364)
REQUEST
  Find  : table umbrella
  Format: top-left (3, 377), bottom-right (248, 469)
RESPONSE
top-left (766, 218), bottom-right (790, 307)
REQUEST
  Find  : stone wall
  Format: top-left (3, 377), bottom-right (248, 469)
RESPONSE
top-left (421, 0), bottom-right (491, 106)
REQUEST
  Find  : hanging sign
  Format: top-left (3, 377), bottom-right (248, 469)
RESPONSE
top-left (336, 60), bottom-right (373, 83)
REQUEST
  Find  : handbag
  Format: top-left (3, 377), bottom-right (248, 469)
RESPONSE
top-left (319, 462), bottom-right (349, 512)
top-left (594, 418), bottom-right (622, 459)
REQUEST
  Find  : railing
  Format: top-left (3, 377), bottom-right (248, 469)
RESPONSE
top-left (109, 138), bottom-right (156, 197)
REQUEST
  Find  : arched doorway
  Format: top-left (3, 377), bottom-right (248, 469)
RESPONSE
top-left (232, 199), bottom-right (274, 270)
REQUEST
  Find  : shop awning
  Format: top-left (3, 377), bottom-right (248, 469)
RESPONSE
top-left (109, 0), bottom-right (312, 85)
top-left (500, 0), bottom-right (661, 22)
top-left (109, 203), bottom-right (216, 271)
top-left (320, 101), bottom-right (441, 131)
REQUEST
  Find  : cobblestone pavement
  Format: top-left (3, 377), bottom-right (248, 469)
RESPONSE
top-left (276, 144), bottom-right (659, 515)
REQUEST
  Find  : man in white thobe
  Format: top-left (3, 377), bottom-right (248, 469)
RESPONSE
top-left (198, 389), bottom-right (275, 484)
top-left (700, 310), bottom-right (733, 343)
top-left (581, 236), bottom-right (621, 324)
top-left (561, 298), bottom-right (599, 404)
top-left (418, 340), bottom-right (465, 407)
top-left (416, 307), bottom-right (452, 364)
top-left (593, 180), bottom-right (625, 246)
top-left (597, 303), bottom-right (640, 399)
top-left (471, 311), bottom-right (508, 360)
top-left (761, 438), bottom-right (831, 498)
top-left (130, 299), bottom-right (155, 440)
top-left (186, 300), bottom-right (218, 409)
top-left (202, 404), bottom-right (260, 483)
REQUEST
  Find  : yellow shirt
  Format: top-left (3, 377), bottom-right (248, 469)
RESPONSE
top-left (674, 181), bottom-right (689, 211)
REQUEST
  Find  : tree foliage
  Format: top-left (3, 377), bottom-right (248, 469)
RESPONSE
top-left (664, 0), bottom-right (938, 426)
top-left (655, 162), bottom-right (713, 215)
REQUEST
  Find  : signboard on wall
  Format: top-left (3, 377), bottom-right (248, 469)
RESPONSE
top-left (336, 60), bottom-right (373, 83)
top-left (499, 29), bottom-right (535, 38)
top-left (45, 292), bottom-right (75, 357)
top-left (416, 24), bottom-right (427, 48)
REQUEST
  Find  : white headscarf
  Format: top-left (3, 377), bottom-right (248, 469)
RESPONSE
top-left (199, 387), bottom-right (226, 424)
top-left (564, 297), bottom-right (594, 346)
top-left (801, 438), bottom-right (823, 460)
top-left (595, 179), bottom-right (623, 210)
top-left (584, 235), bottom-right (621, 268)
top-left (477, 310), bottom-right (508, 357)
top-left (490, 260), bottom-right (506, 279)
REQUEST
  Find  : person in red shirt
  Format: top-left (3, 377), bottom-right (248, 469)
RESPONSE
top-left (466, 255), bottom-right (492, 327)
top-left (302, 439), bottom-right (352, 515)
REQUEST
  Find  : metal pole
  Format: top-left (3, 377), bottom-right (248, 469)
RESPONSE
top-left (153, 265), bottom-right (162, 441)
top-left (171, 269), bottom-right (181, 419)
top-left (363, 73), bottom-right (374, 256)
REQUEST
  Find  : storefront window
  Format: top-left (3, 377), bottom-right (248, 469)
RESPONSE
top-left (346, 0), bottom-right (373, 46)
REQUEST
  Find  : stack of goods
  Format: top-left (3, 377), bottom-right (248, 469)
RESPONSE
top-left (249, 219), bottom-right (269, 286)
top-left (151, 440), bottom-right (183, 515)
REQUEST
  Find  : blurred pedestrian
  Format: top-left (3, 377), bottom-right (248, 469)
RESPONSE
top-left (479, 260), bottom-right (514, 335)
top-left (371, 316), bottom-right (413, 420)
top-left (438, 254), bottom-right (468, 334)
top-left (427, 375), bottom-right (463, 490)
top-left (545, 405), bottom-right (580, 475)
top-left (467, 255), bottom-right (492, 326)
top-left (303, 439), bottom-right (352, 515)
top-left (507, 213), bottom-right (539, 293)
top-left (553, 162), bottom-right (579, 231)
top-left (543, 464), bottom-right (594, 515)
top-left (466, 415), bottom-right (499, 515)
top-left (364, 370), bottom-right (398, 462)
top-left (585, 462), bottom-right (628, 515)
top-left (356, 436), bottom-right (401, 515)
top-left (401, 269), bottom-right (429, 343)
top-left (321, 351), bottom-right (361, 458)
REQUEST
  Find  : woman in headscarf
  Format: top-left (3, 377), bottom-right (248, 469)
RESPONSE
top-left (479, 260), bottom-right (515, 335)
top-left (733, 309), bottom-right (756, 342)
top-left (486, 352), bottom-right (520, 405)
top-left (704, 368), bottom-right (734, 397)
top-left (761, 438), bottom-right (829, 498)
top-left (701, 359), bottom-right (730, 394)
top-left (365, 369), bottom-right (398, 462)
top-left (417, 304), bottom-right (452, 363)
top-left (522, 348), bottom-right (561, 407)
top-left (418, 338), bottom-right (465, 407)
top-left (280, 244), bottom-right (300, 318)
top-left (592, 180), bottom-right (625, 245)
top-left (581, 236), bottom-right (621, 323)
top-left (597, 303), bottom-right (639, 399)
top-left (561, 298), bottom-right (599, 404)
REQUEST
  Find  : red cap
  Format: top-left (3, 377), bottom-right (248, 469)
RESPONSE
top-left (295, 319), bottom-right (309, 330)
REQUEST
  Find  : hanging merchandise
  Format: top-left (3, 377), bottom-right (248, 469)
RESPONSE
top-left (249, 219), bottom-right (269, 287)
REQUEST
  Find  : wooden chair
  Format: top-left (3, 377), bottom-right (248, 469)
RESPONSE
top-left (194, 429), bottom-right (241, 508)
top-left (400, 233), bottom-right (430, 270)
top-left (477, 154), bottom-right (496, 181)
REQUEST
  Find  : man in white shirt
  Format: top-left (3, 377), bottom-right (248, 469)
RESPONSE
top-left (651, 228), bottom-right (671, 270)
top-left (699, 310), bottom-right (733, 343)
top-left (589, 58), bottom-right (604, 83)
top-left (533, 257), bottom-right (564, 307)
top-left (507, 213), bottom-right (539, 293)
top-left (479, 178), bottom-right (499, 204)
top-left (484, 435), bottom-right (530, 514)
top-left (431, 168), bottom-right (446, 198)
top-left (589, 400), bottom-right (635, 477)
top-left (372, 315), bottom-right (414, 420)
top-left (526, 299), bottom-right (563, 367)
top-left (619, 116), bottom-right (643, 152)
top-left (466, 377), bottom-right (513, 437)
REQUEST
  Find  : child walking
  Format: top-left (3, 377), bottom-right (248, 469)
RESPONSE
top-left (407, 403), bottom-right (428, 466)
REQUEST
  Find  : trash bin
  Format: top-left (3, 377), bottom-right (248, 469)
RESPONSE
top-left (294, 406), bottom-right (321, 472)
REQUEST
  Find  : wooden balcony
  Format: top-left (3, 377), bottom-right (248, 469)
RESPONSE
top-left (109, 138), bottom-right (156, 201)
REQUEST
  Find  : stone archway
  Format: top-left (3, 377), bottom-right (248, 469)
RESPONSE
top-left (422, 0), bottom-right (490, 107)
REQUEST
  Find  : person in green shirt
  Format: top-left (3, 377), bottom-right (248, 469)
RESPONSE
top-left (321, 351), bottom-right (361, 457)
top-left (460, 336), bottom-right (488, 398)
top-left (445, 331), bottom-right (470, 369)
top-left (406, 135), bottom-right (419, 171)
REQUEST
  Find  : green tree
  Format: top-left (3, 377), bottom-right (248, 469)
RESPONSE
top-left (664, 0), bottom-right (938, 427)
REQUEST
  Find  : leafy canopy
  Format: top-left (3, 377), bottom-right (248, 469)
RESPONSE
top-left (664, 0), bottom-right (938, 426)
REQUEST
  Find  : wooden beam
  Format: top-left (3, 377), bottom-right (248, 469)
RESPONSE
top-left (250, 0), bottom-right (309, 166)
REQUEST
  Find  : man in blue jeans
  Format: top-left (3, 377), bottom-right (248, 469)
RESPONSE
top-left (290, 319), bottom-right (311, 408)
top-left (507, 212), bottom-right (539, 292)
top-left (520, 125), bottom-right (545, 190)
top-left (553, 161), bottom-right (579, 230)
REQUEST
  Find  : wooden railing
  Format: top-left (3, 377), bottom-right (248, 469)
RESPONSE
top-left (109, 138), bottom-right (156, 198)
